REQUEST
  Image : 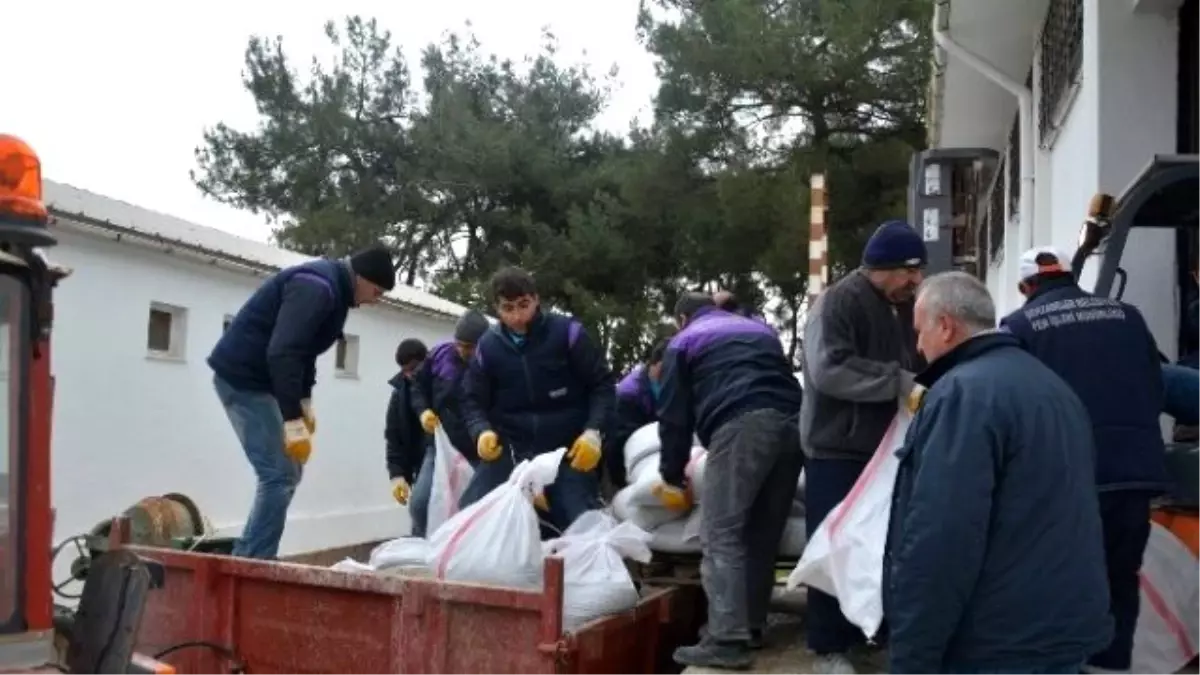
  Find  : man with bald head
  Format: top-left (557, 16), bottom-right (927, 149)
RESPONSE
top-left (885, 272), bottom-right (1112, 673)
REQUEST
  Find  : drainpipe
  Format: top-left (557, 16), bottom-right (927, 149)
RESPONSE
top-left (933, 1), bottom-right (1036, 270)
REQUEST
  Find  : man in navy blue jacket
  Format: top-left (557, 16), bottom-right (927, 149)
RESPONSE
top-left (385, 338), bottom-right (429, 533)
top-left (403, 310), bottom-right (490, 535)
top-left (460, 267), bottom-right (616, 531)
top-left (657, 292), bottom-right (803, 671)
top-left (209, 244), bottom-right (396, 559)
top-left (888, 271), bottom-right (1112, 673)
top-left (603, 338), bottom-right (670, 489)
top-left (1000, 247), bottom-right (1168, 673)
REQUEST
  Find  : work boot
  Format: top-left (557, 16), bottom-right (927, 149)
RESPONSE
top-left (812, 652), bottom-right (858, 674)
top-left (698, 624), bottom-right (765, 650)
top-left (673, 639), bottom-right (754, 671)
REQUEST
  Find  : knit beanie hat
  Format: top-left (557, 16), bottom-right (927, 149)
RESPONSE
top-left (861, 220), bottom-right (928, 270)
top-left (454, 309), bottom-right (490, 344)
top-left (349, 244), bottom-right (396, 291)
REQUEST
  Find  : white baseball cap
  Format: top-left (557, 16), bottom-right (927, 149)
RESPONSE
top-left (1018, 246), bottom-right (1072, 282)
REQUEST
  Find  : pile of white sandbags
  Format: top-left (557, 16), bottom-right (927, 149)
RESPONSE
top-left (611, 422), bottom-right (808, 556)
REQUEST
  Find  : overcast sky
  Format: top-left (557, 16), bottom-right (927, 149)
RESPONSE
top-left (4, 0), bottom-right (658, 243)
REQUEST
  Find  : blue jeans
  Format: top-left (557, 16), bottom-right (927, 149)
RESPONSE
top-left (408, 445), bottom-right (435, 537)
top-left (457, 445), bottom-right (599, 534)
top-left (950, 661), bottom-right (1082, 673)
top-left (213, 375), bottom-right (302, 560)
top-left (1163, 363), bottom-right (1199, 425)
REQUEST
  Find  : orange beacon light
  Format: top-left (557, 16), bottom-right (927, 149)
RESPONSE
top-left (0, 134), bottom-right (49, 225)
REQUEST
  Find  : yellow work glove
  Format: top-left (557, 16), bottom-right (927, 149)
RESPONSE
top-left (283, 419), bottom-right (313, 465)
top-left (419, 409), bottom-right (440, 434)
top-left (904, 384), bottom-right (927, 415)
top-left (300, 399), bottom-right (316, 434)
top-left (652, 481), bottom-right (692, 512)
top-left (391, 477), bottom-right (411, 505)
top-left (477, 431), bottom-right (502, 462)
top-left (567, 429), bottom-right (602, 472)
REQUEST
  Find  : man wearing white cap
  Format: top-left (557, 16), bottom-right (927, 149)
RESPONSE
top-left (1000, 246), bottom-right (1168, 674)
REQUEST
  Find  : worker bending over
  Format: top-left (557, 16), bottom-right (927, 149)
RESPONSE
top-left (385, 339), bottom-right (429, 534)
top-left (1000, 247), bottom-right (1167, 674)
top-left (209, 244), bottom-right (396, 559)
top-left (799, 220), bottom-right (925, 673)
top-left (603, 338), bottom-right (671, 489)
top-left (888, 271), bottom-right (1112, 673)
top-left (403, 310), bottom-right (491, 534)
top-left (460, 267), bottom-right (615, 531)
top-left (656, 292), bottom-right (803, 671)
top-left (712, 290), bottom-right (770, 326)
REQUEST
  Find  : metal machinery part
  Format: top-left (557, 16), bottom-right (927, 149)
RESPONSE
top-left (52, 494), bottom-right (235, 602)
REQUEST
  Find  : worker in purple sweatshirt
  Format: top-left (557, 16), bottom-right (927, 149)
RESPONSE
top-left (602, 338), bottom-right (671, 489)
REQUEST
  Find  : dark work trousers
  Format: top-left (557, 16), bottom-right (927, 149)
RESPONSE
top-left (805, 456), bottom-right (871, 654)
top-left (1087, 490), bottom-right (1153, 671)
top-left (701, 408), bottom-right (804, 643)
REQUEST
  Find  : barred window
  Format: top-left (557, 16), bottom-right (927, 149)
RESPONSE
top-left (1038, 0), bottom-right (1083, 143)
top-left (1007, 115), bottom-right (1021, 219)
top-left (988, 157), bottom-right (1006, 259)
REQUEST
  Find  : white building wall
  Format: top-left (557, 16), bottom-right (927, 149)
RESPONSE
top-left (980, 0), bottom-right (1181, 345)
top-left (1093, 0), bottom-right (1181, 360)
top-left (47, 225), bottom-right (456, 567)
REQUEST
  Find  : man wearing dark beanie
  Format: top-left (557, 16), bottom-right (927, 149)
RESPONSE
top-left (404, 309), bottom-right (492, 536)
top-left (798, 220), bottom-right (926, 673)
top-left (208, 242), bottom-right (396, 559)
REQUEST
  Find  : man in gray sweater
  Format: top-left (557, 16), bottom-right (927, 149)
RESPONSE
top-left (799, 220), bottom-right (927, 674)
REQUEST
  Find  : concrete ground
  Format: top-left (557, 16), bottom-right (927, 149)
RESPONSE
top-left (681, 583), bottom-right (1195, 672)
top-left (681, 587), bottom-right (888, 675)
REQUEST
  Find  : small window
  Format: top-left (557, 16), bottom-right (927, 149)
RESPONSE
top-left (146, 302), bottom-right (188, 360)
top-left (222, 314), bottom-right (234, 333)
top-left (335, 334), bottom-right (360, 377)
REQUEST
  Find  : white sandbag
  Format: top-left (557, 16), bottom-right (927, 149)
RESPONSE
top-left (623, 422), bottom-right (703, 477)
top-left (786, 409), bottom-right (911, 639)
top-left (426, 449), bottom-right (566, 590)
top-left (613, 486), bottom-right (680, 531)
top-left (779, 517), bottom-right (807, 557)
top-left (544, 511), bottom-right (653, 632)
top-left (425, 426), bottom-right (476, 536)
top-left (370, 537), bottom-right (432, 571)
top-left (330, 558), bottom-right (376, 573)
top-left (626, 452), bottom-right (661, 488)
top-left (1131, 521), bottom-right (1200, 673)
top-left (624, 423), bottom-right (662, 475)
top-left (647, 518), bottom-right (701, 554)
top-left (684, 448), bottom-right (707, 499)
top-left (647, 513), bottom-right (806, 557)
top-left (790, 496), bottom-right (807, 519)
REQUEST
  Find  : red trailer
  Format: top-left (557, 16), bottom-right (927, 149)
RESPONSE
top-left (0, 133), bottom-right (705, 673)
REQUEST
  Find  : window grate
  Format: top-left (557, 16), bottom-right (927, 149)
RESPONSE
top-left (988, 157), bottom-right (1006, 260)
top-left (1038, 0), bottom-right (1083, 142)
top-left (1007, 115), bottom-right (1021, 219)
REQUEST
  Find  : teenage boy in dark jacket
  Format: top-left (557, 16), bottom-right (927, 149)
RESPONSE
top-left (603, 338), bottom-right (670, 489)
top-left (460, 267), bottom-right (616, 531)
top-left (385, 338), bottom-right (429, 534)
top-left (404, 310), bottom-right (490, 534)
